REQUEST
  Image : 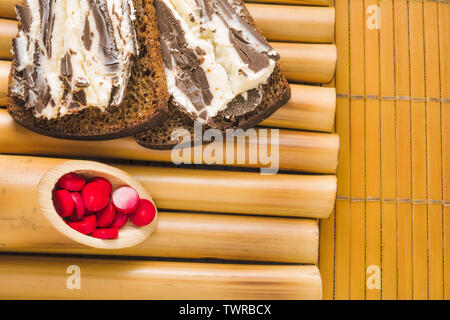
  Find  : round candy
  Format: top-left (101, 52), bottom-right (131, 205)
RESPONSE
top-left (112, 186), bottom-right (140, 214)
top-left (129, 199), bottom-right (156, 227)
top-left (96, 203), bottom-right (116, 228)
top-left (53, 189), bottom-right (75, 218)
top-left (110, 211), bottom-right (128, 229)
top-left (90, 177), bottom-right (113, 195)
top-left (92, 228), bottom-right (119, 239)
top-left (71, 192), bottom-right (85, 221)
top-left (68, 215), bottom-right (97, 235)
top-left (57, 173), bottom-right (85, 191)
top-left (81, 182), bottom-right (110, 212)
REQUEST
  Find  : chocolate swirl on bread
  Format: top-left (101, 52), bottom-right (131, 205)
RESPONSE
top-left (8, 0), bottom-right (169, 140)
top-left (135, 0), bottom-right (290, 149)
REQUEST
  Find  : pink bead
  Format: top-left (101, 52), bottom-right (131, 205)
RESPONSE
top-left (112, 186), bottom-right (140, 214)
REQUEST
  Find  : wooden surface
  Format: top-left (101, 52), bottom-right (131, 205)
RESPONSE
top-left (0, 0), bottom-right (338, 300)
top-left (0, 255), bottom-right (322, 300)
top-left (0, 110), bottom-right (340, 173)
top-left (0, 155), bottom-right (337, 218)
top-left (319, 0), bottom-right (450, 300)
top-left (0, 210), bottom-right (319, 264)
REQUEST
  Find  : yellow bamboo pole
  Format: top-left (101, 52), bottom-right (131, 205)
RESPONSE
top-left (364, 0), bottom-right (381, 301)
top-left (0, 0), bottom-right (16, 19)
top-left (0, 197), bottom-right (319, 263)
top-left (394, 0), bottom-right (413, 300)
top-left (0, 109), bottom-right (340, 173)
top-left (409, 1), bottom-right (428, 300)
top-left (379, 0), bottom-right (397, 301)
top-left (261, 84), bottom-right (336, 132)
top-left (438, 0), bottom-right (450, 301)
top-left (423, 0), bottom-right (444, 300)
top-left (246, 3), bottom-right (334, 43)
top-left (246, 0), bottom-right (331, 6)
top-left (0, 154), bottom-right (337, 218)
top-left (274, 42), bottom-right (337, 83)
top-left (0, 255), bottom-right (322, 300)
top-left (333, 0), bottom-right (350, 300)
top-left (348, 0), bottom-right (365, 301)
top-left (0, 18), bottom-right (14, 59)
top-left (0, 60), bottom-right (8, 105)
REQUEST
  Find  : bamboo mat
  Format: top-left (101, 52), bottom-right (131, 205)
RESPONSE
top-left (320, 0), bottom-right (450, 300)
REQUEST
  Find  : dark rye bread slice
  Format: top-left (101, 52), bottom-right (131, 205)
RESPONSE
top-left (135, 0), bottom-right (290, 150)
top-left (7, 0), bottom-right (169, 141)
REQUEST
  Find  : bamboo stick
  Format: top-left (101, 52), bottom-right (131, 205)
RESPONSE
top-left (0, 109), bottom-right (340, 173)
top-left (0, 155), bottom-right (337, 218)
top-left (0, 0), bottom-right (15, 19)
top-left (425, 0), bottom-right (446, 300)
top-left (246, 3), bottom-right (335, 43)
top-left (394, 0), bottom-right (413, 300)
top-left (0, 1), bottom-right (335, 44)
top-left (246, 0), bottom-right (331, 6)
top-left (333, 0), bottom-right (350, 300)
top-left (379, 0), bottom-right (397, 301)
top-left (0, 29), bottom-right (338, 83)
top-left (0, 255), bottom-right (323, 299)
top-left (261, 84), bottom-right (336, 132)
top-left (0, 18), bottom-right (14, 60)
top-left (0, 203), bottom-right (319, 263)
top-left (439, 1), bottom-right (450, 301)
top-left (409, 2), bottom-right (428, 300)
top-left (0, 60), bottom-right (8, 106)
top-left (364, 0), bottom-right (381, 301)
top-left (348, 0), bottom-right (365, 300)
top-left (274, 42), bottom-right (337, 84)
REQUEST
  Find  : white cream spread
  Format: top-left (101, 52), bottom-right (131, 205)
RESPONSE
top-left (12, 0), bottom-right (137, 119)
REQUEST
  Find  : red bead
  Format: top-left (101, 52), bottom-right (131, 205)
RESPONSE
top-left (96, 203), bottom-right (116, 227)
top-left (92, 228), bottom-right (119, 239)
top-left (129, 199), bottom-right (156, 227)
top-left (110, 211), bottom-right (128, 229)
top-left (57, 173), bottom-right (85, 191)
top-left (68, 215), bottom-right (97, 235)
top-left (90, 177), bottom-right (112, 195)
top-left (81, 182), bottom-right (110, 212)
top-left (71, 192), bottom-right (85, 221)
top-left (112, 186), bottom-right (140, 214)
top-left (53, 189), bottom-right (75, 218)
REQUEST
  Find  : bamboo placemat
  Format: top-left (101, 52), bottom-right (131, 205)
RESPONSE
top-left (319, 0), bottom-right (450, 300)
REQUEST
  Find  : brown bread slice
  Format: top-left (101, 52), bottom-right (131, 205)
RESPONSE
top-left (7, 0), bottom-right (169, 141)
top-left (135, 0), bottom-right (291, 150)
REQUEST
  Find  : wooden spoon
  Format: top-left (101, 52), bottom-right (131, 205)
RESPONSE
top-left (38, 160), bottom-right (158, 249)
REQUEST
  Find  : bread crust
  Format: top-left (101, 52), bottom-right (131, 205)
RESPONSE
top-left (135, 0), bottom-right (291, 150)
top-left (7, 0), bottom-right (169, 141)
